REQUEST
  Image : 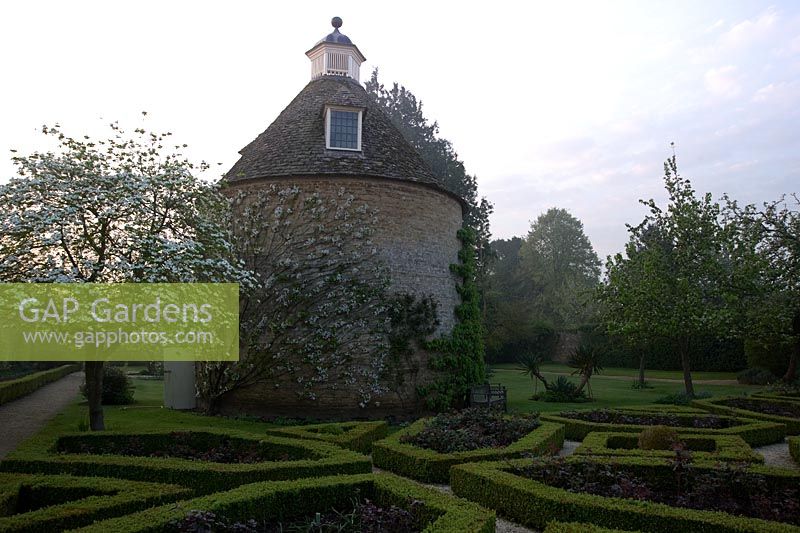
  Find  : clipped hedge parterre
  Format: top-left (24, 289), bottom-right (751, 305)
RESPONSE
top-left (68, 472), bottom-right (496, 533)
top-left (0, 473), bottom-right (189, 532)
top-left (574, 431), bottom-right (763, 463)
top-left (542, 409), bottom-right (785, 446)
top-left (265, 420), bottom-right (389, 454)
top-left (0, 429), bottom-right (371, 495)
top-left (692, 396), bottom-right (800, 435)
top-left (373, 418), bottom-right (564, 483)
top-left (451, 456), bottom-right (800, 532)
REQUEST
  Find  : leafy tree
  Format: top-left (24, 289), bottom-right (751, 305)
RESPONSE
top-left (724, 194), bottom-right (800, 382)
top-left (0, 121), bottom-right (251, 429)
top-left (519, 207), bottom-right (601, 328)
top-left (365, 69), bottom-right (495, 292)
top-left (483, 237), bottom-right (557, 363)
top-left (196, 186), bottom-right (392, 411)
top-left (599, 155), bottom-right (729, 396)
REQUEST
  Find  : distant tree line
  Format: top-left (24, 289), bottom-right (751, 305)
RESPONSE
top-left (483, 153), bottom-right (798, 395)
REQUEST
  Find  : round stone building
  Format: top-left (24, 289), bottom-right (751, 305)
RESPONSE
top-left (218, 18), bottom-right (464, 418)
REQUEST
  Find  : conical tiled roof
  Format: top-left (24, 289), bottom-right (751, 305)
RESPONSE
top-left (224, 76), bottom-right (441, 188)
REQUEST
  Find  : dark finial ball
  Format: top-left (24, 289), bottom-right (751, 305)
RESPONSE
top-left (331, 17), bottom-right (343, 29)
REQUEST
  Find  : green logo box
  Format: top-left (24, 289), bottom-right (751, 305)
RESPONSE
top-left (0, 283), bottom-right (239, 361)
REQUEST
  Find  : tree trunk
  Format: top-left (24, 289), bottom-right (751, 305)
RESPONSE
top-left (638, 354), bottom-right (646, 387)
top-left (679, 338), bottom-right (694, 397)
top-left (574, 371), bottom-right (591, 396)
top-left (535, 371), bottom-right (549, 390)
top-left (783, 312), bottom-right (800, 383)
top-left (84, 362), bottom-right (105, 431)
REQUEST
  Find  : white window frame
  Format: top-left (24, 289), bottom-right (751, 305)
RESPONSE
top-left (325, 106), bottom-right (363, 151)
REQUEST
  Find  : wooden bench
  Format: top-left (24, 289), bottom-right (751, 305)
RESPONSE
top-left (469, 383), bottom-right (507, 411)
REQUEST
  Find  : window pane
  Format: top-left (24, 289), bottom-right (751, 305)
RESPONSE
top-left (330, 110), bottom-right (359, 149)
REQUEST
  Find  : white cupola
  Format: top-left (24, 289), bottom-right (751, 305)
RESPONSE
top-left (306, 17), bottom-right (366, 82)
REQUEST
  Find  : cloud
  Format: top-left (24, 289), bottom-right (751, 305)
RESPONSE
top-left (706, 19), bottom-right (725, 33)
top-left (752, 81), bottom-right (800, 105)
top-left (719, 7), bottom-right (778, 49)
top-left (704, 66), bottom-right (742, 98)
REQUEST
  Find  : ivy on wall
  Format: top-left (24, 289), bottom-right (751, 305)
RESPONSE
top-left (420, 227), bottom-right (487, 410)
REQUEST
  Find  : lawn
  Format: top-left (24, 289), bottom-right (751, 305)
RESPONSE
top-left (491, 362), bottom-right (739, 381)
top-left (489, 364), bottom-right (757, 413)
top-left (10, 366), bottom-right (759, 456)
top-left (13, 377), bottom-right (282, 454)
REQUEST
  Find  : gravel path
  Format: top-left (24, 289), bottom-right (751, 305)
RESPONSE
top-left (0, 372), bottom-right (82, 459)
top-left (754, 440), bottom-right (799, 470)
top-left (559, 440), bottom-right (580, 457)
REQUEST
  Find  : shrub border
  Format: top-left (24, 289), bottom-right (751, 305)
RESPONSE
top-left (450, 456), bottom-right (800, 533)
top-left (68, 472), bottom-right (496, 533)
top-left (265, 421), bottom-right (389, 454)
top-left (372, 419), bottom-right (564, 484)
top-left (541, 409), bottom-right (785, 446)
top-left (0, 473), bottom-right (189, 532)
top-left (573, 431), bottom-right (763, 463)
top-left (0, 364), bottom-right (81, 405)
top-left (0, 429), bottom-right (371, 495)
top-left (692, 396), bottom-right (800, 435)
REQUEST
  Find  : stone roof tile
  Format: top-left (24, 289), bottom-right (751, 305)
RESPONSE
top-left (224, 76), bottom-right (440, 189)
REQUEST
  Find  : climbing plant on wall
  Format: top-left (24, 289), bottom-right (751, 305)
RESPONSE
top-left (420, 228), bottom-right (487, 410)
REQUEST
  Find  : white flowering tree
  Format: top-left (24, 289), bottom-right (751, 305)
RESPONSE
top-left (0, 121), bottom-right (251, 430)
top-left (196, 185), bottom-right (392, 412)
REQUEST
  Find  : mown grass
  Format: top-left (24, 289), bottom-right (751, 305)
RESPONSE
top-left (490, 366), bottom-right (758, 414)
top-left (9, 365), bottom-right (762, 458)
top-left (491, 362), bottom-right (739, 381)
top-left (9, 378), bottom-right (281, 457)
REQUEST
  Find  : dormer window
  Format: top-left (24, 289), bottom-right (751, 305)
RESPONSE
top-left (325, 106), bottom-right (362, 151)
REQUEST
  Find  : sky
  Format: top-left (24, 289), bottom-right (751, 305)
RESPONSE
top-left (1, 1), bottom-right (799, 261)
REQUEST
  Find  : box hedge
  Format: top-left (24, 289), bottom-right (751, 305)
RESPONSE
top-left (541, 409), bottom-right (785, 446)
top-left (265, 420), bottom-right (388, 453)
top-left (68, 472), bottom-right (496, 533)
top-left (0, 429), bottom-right (371, 495)
top-left (372, 419), bottom-right (564, 484)
top-left (451, 456), bottom-right (800, 532)
top-left (574, 431), bottom-right (763, 463)
top-left (790, 436), bottom-right (800, 466)
top-left (544, 521), bottom-right (639, 532)
top-left (692, 397), bottom-right (800, 435)
top-left (0, 364), bottom-right (81, 405)
top-left (753, 392), bottom-right (800, 404)
top-left (0, 473), bottom-right (189, 532)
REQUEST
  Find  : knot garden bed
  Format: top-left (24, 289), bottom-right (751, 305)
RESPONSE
top-left (692, 396), bottom-right (800, 435)
top-left (0, 473), bottom-right (189, 532)
top-left (265, 420), bottom-right (389, 454)
top-left (542, 408), bottom-right (786, 446)
top-left (372, 412), bottom-right (564, 483)
top-left (573, 431), bottom-right (763, 463)
top-left (450, 455), bottom-right (800, 532)
top-left (0, 429), bottom-right (371, 495)
top-left (68, 472), bottom-right (495, 533)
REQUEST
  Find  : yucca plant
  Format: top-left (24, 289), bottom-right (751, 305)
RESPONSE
top-left (518, 352), bottom-right (548, 396)
top-left (568, 344), bottom-right (603, 398)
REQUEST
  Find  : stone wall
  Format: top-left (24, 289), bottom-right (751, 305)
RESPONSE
top-left (216, 175), bottom-right (463, 419)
